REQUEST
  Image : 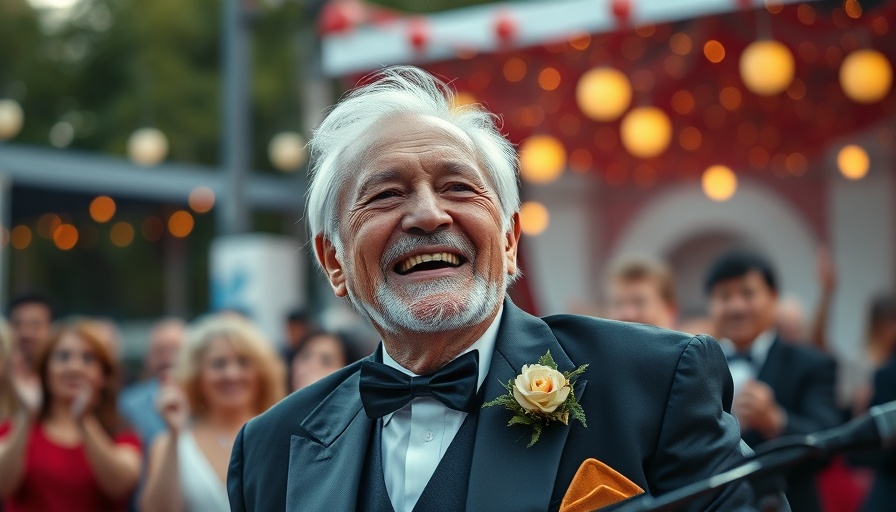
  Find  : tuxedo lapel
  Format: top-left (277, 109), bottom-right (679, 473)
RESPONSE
top-left (286, 369), bottom-right (373, 511)
top-left (756, 338), bottom-right (784, 387)
top-left (468, 301), bottom-right (587, 511)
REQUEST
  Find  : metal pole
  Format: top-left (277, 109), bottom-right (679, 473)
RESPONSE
top-left (220, 0), bottom-right (252, 235)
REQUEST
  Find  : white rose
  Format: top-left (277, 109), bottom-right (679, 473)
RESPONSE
top-left (512, 364), bottom-right (570, 414)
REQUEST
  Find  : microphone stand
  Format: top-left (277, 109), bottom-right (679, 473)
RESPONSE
top-left (613, 440), bottom-right (820, 512)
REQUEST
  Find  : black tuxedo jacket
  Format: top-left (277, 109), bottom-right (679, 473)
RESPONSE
top-left (860, 356), bottom-right (896, 511)
top-left (228, 300), bottom-right (753, 511)
top-left (741, 338), bottom-right (841, 512)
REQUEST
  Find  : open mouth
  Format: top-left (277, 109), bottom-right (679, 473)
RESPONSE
top-left (394, 252), bottom-right (465, 275)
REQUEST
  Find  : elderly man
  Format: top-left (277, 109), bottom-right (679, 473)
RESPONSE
top-left (227, 67), bottom-right (757, 512)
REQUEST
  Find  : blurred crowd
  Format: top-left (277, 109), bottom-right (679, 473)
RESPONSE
top-left (0, 294), bottom-right (366, 512)
top-left (604, 249), bottom-right (895, 512)
top-left (0, 246), bottom-right (894, 511)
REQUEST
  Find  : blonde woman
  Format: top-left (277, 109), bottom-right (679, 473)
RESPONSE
top-left (140, 314), bottom-right (285, 512)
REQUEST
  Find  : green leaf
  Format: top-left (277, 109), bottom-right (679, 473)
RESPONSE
top-left (564, 363), bottom-right (590, 382)
top-left (527, 423), bottom-right (544, 448)
top-left (508, 414), bottom-right (534, 427)
top-left (567, 396), bottom-right (587, 427)
top-left (537, 350), bottom-right (558, 370)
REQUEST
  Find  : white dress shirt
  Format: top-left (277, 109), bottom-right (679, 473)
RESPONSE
top-left (379, 307), bottom-right (502, 512)
top-left (720, 329), bottom-right (776, 396)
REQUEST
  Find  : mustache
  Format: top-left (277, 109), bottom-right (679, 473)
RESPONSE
top-left (381, 231), bottom-right (475, 269)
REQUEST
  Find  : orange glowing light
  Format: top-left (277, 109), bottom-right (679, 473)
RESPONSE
top-left (837, 145), bottom-right (870, 180)
top-left (704, 40), bottom-right (726, 64)
top-left (503, 58), bottom-right (527, 83)
top-left (519, 202), bottom-right (549, 236)
top-left (168, 210), bottom-right (195, 238)
top-left (702, 165), bottom-right (737, 202)
top-left (11, 225), bottom-right (32, 250)
top-left (89, 196), bottom-right (116, 223)
top-left (519, 135), bottom-right (566, 184)
top-left (53, 224), bottom-right (78, 251)
top-left (538, 68), bottom-right (562, 91)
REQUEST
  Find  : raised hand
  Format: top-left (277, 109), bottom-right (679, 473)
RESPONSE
top-left (71, 381), bottom-right (93, 419)
top-left (9, 351), bottom-right (42, 418)
top-left (156, 372), bottom-right (190, 433)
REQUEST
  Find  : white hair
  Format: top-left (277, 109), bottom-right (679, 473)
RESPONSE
top-left (306, 66), bottom-right (520, 255)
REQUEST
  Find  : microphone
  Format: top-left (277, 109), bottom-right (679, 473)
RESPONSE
top-left (614, 400), bottom-right (896, 512)
top-left (802, 400), bottom-right (896, 454)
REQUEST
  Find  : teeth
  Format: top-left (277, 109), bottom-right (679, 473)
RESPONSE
top-left (398, 252), bottom-right (461, 273)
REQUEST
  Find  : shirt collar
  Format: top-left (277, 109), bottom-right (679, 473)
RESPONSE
top-left (379, 306), bottom-right (503, 425)
top-left (719, 329), bottom-right (777, 369)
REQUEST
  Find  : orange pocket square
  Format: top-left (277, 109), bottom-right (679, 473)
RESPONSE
top-left (560, 458), bottom-right (644, 512)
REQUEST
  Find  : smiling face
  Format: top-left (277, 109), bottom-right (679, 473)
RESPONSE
top-left (46, 331), bottom-right (105, 407)
top-left (709, 270), bottom-right (778, 349)
top-left (315, 114), bottom-right (520, 336)
top-left (197, 337), bottom-right (260, 414)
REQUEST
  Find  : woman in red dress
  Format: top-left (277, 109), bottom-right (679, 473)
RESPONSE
top-left (0, 319), bottom-right (141, 512)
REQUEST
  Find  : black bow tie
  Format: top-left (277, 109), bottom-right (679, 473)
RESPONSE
top-left (359, 350), bottom-right (480, 419)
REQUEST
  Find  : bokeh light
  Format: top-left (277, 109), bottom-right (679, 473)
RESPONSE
top-left (53, 224), bottom-right (79, 251)
top-left (127, 127), bottom-right (169, 166)
top-left (740, 40), bottom-right (795, 96)
top-left (576, 67), bottom-right (632, 122)
top-left (837, 145), bottom-right (870, 180)
top-left (702, 165), bottom-right (737, 201)
top-left (110, 221), bottom-right (135, 247)
top-left (11, 225), bottom-right (32, 250)
top-left (839, 49), bottom-right (893, 104)
top-left (90, 196), bottom-right (116, 223)
top-left (188, 186), bottom-right (216, 214)
top-left (538, 67), bottom-right (562, 91)
top-left (503, 57), bottom-right (527, 82)
top-left (519, 135), bottom-right (566, 184)
top-left (268, 132), bottom-right (308, 172)
top-left (704, 40), bottom-right (726, 63)
top-left (36, 213), bottom-right (62, 239)
top-left (519, 201), bottom-right (549, 236)
top-left (620, 107), bottom-right (672, 158)
top-left (0, 99), bottom-right (24, 140)
top-left (168, 210), bottom-right (195, 238)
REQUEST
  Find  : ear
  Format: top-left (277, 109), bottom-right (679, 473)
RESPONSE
top-left (504, 212), bottom-right (522, 276)
top-left (314, 234), bottom-right (347, 297)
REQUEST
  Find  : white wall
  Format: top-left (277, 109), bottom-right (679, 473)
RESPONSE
top-left (522, 172), bottom-right (599, 315)
top-left (609, 179), bottom-right (820, 314)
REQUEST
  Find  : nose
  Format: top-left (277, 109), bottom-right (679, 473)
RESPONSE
top-left (401, 187), bottom-right (452, 234)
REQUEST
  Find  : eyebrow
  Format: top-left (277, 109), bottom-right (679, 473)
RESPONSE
top-left (354, 161), bottom-right (487, 201)
top-left (355, 169), bottom-right (404, 202)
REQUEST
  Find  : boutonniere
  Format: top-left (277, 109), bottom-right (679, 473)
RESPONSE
top-left (482, 351), bottom-right (588, 447)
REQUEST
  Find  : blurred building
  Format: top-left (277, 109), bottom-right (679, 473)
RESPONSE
top-left (318, 0), bottom-right (896, 357)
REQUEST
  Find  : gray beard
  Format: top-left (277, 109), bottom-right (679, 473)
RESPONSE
top-left (346, 270), bottom-right (504, 334)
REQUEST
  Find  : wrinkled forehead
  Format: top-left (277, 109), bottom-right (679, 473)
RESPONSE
top-left (334, 114), bottom-right (486, 193)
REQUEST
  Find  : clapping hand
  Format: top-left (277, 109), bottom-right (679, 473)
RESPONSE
top-left (8, 351), bottom-right (42, 419)
top-left (156, 371), bottom-right (190, 433)
top-left (733, 379), bottom-right (787, 439)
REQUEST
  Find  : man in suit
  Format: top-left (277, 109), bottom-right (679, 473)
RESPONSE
top-left (706, 250), bottom-right (841, 512)
top-left (227, 66), bottom-right (759, 512)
